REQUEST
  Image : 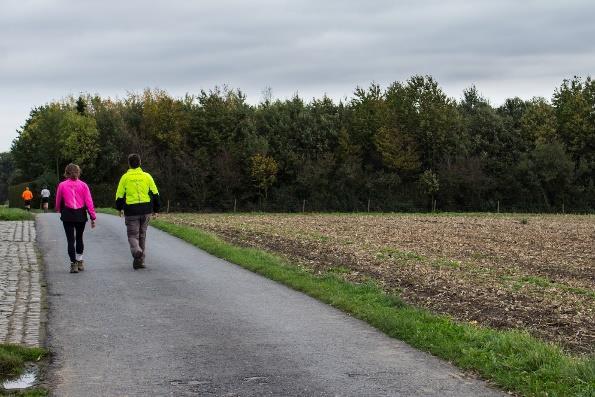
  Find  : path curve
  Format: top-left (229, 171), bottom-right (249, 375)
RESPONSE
top-left (37, 213), bottom-right (503, 396)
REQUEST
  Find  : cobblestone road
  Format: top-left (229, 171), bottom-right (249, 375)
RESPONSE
top-left (0, 221), bottom-right (42, 347)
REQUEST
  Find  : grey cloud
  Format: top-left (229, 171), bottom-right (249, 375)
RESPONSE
top-left (1, 0), bottom-right (594, 150)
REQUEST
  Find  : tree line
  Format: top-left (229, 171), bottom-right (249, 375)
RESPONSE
top-left (4, 75), bottom-right (594, 212)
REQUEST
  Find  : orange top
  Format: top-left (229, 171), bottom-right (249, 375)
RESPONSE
top-left (22, 190), bottom-right (33, 200)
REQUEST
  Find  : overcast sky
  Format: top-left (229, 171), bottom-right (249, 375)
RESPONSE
top-left (1, 0), bottom-right (594, 151)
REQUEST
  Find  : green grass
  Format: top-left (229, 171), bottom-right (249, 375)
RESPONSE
top-left (327, 266), bottom-right (351, 274)
top-left (0, 345), bottom-right (45, 379)
top-left (507, 275), bottom-right (595, 299)
top-left (96, 207), bottom-right (118, 215)
top-left (0, 208), bottom-right (34, 221)
top-left (1, 389), bottom-right (47, 397)
top-left (376, 247), bottom-right (424, 261)
top-left (0, 344), bottom-right (47, 396)
top-left (143, 217), bottom-right (594, 397)
top-left (432, 257), bottom-right (462, 269)
top-left (520, 275), bottom-right (552, 288)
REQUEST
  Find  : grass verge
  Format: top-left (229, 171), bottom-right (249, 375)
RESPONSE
top-left (0, 344), bottom-right (47, 396)
top-left (0, 208), bottom-right (34, 221)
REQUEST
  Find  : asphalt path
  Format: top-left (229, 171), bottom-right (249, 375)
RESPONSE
top-left (37, 213), bottom-right (504, 396)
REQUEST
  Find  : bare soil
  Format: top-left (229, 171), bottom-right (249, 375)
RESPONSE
top-left (161, 213), bottom-right (595, 354)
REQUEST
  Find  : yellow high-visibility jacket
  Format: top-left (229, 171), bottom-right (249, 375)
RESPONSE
top-left (115, 167), bottom-right (160, 215)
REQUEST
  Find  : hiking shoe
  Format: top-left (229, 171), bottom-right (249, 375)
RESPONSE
top-left (70, 262), bottom-right (79, 273)
top-left (133, 257), bottom-right (147, 269)
top-left (77, 260), bottom-right (85, 272)
top-left (132, 251), bottom-right (144, 269)
top-left (132, 256), bottom-right (144, 270)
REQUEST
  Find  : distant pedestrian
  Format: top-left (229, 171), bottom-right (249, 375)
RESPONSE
top-left (40, 186), bottom-right (51, 212)
top-left (115, 154), bottom-right (161, 270)
top-left (21, 187), bottom-right (33, 211)
top-left (55, 164), bottom-right (97, 273)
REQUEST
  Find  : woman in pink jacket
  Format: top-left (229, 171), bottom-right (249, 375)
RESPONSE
top-left (55, 163), bottom-right (97, 273)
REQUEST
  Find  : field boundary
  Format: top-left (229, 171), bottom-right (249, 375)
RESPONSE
top-left (97, 209), bottom-right (594, 396)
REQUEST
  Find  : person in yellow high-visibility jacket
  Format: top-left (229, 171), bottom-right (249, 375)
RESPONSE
top-left (22, 187), bottom-right (33, 211)
top-left (115, 154), bottom-right (161, 270)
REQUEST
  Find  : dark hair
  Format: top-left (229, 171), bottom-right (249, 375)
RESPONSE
top-left (128, 154), bottom-right (141, 168)
top-left (64, 163), bottom-right (81, 180)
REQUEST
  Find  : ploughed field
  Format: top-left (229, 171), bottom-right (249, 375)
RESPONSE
top-left (160, 212), bottom-right (595, 354)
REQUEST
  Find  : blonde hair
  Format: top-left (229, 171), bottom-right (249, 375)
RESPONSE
top-left (64, 163), bottom-right (81, 180)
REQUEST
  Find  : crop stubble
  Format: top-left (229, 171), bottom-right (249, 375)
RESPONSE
top-left (162, 213), bottom-right (595, 354)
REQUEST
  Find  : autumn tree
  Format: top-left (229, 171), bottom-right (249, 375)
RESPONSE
top-left (250, 154), bottom-right (278, 202)
top-left (59, 110), bottom-right (99, 172)
top-left (419, 169), bottom-right (439, 211)
top-left (7, 75), bottom-right (594, 212)
top-left (521, 98), bottom-right (557, 145)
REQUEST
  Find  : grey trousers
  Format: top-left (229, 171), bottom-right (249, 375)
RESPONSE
top-left (124, 214), bottom-right (151, 259)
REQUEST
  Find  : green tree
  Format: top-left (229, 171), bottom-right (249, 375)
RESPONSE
top-left (460, 87), bottom-right (523, 208)
top-left (6, 76), bottom-right (595, 212)
top-left (514, 141), bottom-right (574, 209)
top-left (419, 169), bottom-right (439, 210)
top-left (11, 104), bottom-right (66, 179)
top-left (521, 98), bottom-right (557, 145)
top-left (531, 141), bottom-right (574, 208)
top-left (59, 111), bottom-right (100, 172)
top-left (89, 97), bottom-right (127, 183)
top-left (0, 153), bottom-right (14, 202)
top-left (374, 126), bottom-right (420, 173)
top-left (76, 95), bottom-right (87, 115)
top-left (385, 76), bottom-right (463, 170)
top-left (553, 77), bottom-right (595, 209)
top-left (250, 154), bottom-right (278, 201)
top-left (349, 83), bottom-right (386, 168)
top-left (553, 77), bottom-right (595, 163)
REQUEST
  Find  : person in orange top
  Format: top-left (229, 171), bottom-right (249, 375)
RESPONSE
top-left (22, 187), bottom-right (33, 211)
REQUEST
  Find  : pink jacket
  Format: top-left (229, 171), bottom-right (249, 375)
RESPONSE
top-left (55, 179), bottom-right (97, 220)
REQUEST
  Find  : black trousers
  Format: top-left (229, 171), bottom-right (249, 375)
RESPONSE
top-left (63, 221), bottom-right (86, 263)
